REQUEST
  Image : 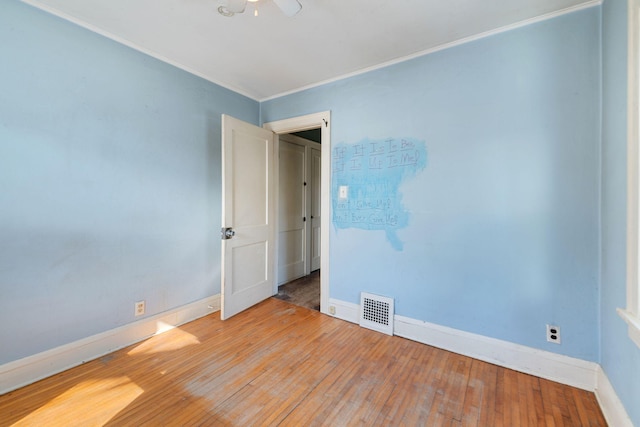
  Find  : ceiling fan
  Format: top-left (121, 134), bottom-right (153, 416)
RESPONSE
top-left (218, 0), bottom-right (302, 17)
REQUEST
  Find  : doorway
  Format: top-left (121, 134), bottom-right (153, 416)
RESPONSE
top-left (275, 131), bottom-right (321, 310)
top-left (277, 133), bottom-right (321, 282)
top-left (263, 111), bottom-right (331, 315)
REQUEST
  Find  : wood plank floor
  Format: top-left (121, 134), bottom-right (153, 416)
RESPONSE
top-left (0, 299), bottom-right (607, 426)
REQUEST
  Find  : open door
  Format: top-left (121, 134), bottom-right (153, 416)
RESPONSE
top-left (221, 114), bottom-right (276, 320)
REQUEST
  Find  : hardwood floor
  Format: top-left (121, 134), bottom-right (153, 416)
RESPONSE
top-left (0, 299), bottom-right (606, 426)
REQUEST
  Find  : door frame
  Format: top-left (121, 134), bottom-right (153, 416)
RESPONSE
top-left (263, 111), bottom-right (331, 315)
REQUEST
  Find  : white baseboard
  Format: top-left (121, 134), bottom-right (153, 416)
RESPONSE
top-left (595, 366), bottom-right (634, 427)
top-left (5, 295), bottom-right (630, 424)
top-left (327, 298), bottom-right (597, 391)
top-left (328, 298), bottom-right (359, 323)
top-left (0, 294), bottom-right (220, 395)
top-left (394, 315), bottom-right (598, 391)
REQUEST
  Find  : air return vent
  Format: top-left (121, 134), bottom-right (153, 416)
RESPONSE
top-left (359, 292), bottom-right (394, 335)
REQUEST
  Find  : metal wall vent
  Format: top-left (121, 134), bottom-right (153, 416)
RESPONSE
top-left (359, 292), bottom-right (394, 336)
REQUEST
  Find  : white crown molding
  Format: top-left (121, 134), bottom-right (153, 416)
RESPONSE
top-left (595, 366), bottom-right (634, 427)
top-left (0, 294), bottom-right (220, 395)
top-left (260, 0), bottom-right (602, 102)
top-left (22, 0), bottom-right (601, 103)
top-left (327, 298), bottom-right (597, 391)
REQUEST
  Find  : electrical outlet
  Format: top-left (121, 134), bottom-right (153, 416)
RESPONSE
top-left (329, 305), bottom-right (336, 315)
top-left (135, 300), bottom-right (145, 317)
top-left (547, 324), bottom-right (561, 344)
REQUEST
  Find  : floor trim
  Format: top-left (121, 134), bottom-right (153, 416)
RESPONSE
top-left (0, 294), bottom-right (220, 395)
top-left (328, 298), bottom-right (597, 391)
top-left (595, 366), bottom-right (634, 427)
top-left (4, 295), bottom-right (632, 425)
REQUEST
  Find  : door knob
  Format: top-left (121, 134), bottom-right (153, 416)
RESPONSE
top-left (221, 227), bottom-right (236, 240)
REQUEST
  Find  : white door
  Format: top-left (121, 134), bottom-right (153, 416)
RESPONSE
top-left (221, 114), bottom-right (275, 320)
top-left (278, 141), bottom-right (306, 284)
top-left (310, 147), bottom-right (322, 271)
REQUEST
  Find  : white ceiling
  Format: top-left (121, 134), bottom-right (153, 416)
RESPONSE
top-left (24, 0), bottom-right (597, 101)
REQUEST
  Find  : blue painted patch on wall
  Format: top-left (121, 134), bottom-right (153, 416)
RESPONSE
top-left (331, 137), bottom-right (428, 250)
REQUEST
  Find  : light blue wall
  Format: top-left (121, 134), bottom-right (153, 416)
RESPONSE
top-left (5, 2), bottom-right (638, 419)
top-left (601, 0), bottom-right (640, 425)
top-left (262, 8), bottom-right (601, 361)
top-left (0, 1), bottom-right (259, 364)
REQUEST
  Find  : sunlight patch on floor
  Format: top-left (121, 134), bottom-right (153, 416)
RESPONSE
top-left (11, 376), bottom-right (143, 426)
top-left (127, 323), bottom-right (200, 355)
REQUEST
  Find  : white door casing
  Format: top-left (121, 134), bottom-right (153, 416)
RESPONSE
top-left (221, 115), bottom-right (276, 320)
top-left (263, 111), bottom-right (330, 314)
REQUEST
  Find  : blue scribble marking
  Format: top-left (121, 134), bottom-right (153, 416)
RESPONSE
top-left (332, 137), bottom-right (427, 250)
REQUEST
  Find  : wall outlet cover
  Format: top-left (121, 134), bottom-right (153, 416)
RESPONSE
top-left (135, 301), bottom-right (145, 317)
top-left (547, 324), bottom-right (561, 344)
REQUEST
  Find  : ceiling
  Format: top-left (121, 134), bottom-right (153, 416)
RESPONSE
top-left (24, 0), bottom-right (597, 101)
